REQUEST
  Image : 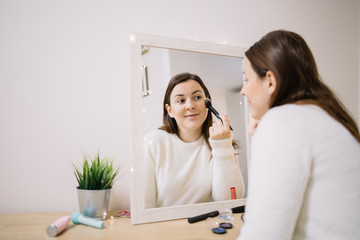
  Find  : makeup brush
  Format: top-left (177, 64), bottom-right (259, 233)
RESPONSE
top-left (205, 98), bottom-right (233, 131)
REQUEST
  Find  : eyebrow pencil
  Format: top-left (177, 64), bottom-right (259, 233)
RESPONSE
top-left (187, 210), bottom-right (220, 223)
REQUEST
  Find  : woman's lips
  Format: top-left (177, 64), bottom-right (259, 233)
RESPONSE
top-left (185, 113), bottom-right (199, 118)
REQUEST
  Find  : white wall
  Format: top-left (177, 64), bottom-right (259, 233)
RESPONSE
top-left (0, 0), bottom-right (359, 213)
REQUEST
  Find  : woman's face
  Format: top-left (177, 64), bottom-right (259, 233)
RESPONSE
top-left (241, 57), bottom-right (272, 120)
top-left (166, 80), bottom-right (208, 138)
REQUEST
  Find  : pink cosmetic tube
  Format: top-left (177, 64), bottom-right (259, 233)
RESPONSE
top-left (46, 215), bottom-right (71, 237)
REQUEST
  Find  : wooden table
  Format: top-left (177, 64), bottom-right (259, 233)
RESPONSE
top-left (0, 211), bottom-right (244, 239)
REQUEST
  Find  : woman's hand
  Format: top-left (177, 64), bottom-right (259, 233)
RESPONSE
top-left (248, 112), bottom-right (259, 136)
top-left (209, 114), bottom-right (232, 140)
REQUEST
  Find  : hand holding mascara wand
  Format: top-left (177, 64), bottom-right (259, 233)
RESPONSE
top-left (205, 98), bottom-right (233, 131)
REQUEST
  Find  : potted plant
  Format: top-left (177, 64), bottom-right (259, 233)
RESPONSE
top-left (73, 152), bottom-right (120, 220)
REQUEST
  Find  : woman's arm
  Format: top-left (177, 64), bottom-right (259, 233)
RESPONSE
top-left (210, 137), bottom-right (245, 201)
top-left (209, 114), bottom-right (244, 200)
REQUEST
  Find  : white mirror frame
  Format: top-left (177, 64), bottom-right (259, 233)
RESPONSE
top-left (129, 32), bottom-right (249, 224)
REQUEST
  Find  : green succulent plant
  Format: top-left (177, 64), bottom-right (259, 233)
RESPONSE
top-left (73, 152), bottom-right (120, 190)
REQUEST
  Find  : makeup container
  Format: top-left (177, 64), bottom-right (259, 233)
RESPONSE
top-left (217, 208), bottom-right (234, 228)
top-left (46, 216), bottom-right (71, 237)
top-left (205, 208), bottom-right (234, 234)
top-left (230, 187), bottom-right (236, 200)
top-left (218, 208), bottom-right (233, 221)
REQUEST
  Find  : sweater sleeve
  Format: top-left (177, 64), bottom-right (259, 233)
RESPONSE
top-left (210, 137), bottom-right (245, 201)
top-left (237, 109), bottom-right (312, 240)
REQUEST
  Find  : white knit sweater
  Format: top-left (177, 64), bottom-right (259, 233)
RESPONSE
top-left (238, 104), bottom-right (360, 240)
top-left (144, 130), bottom-right (244, 208)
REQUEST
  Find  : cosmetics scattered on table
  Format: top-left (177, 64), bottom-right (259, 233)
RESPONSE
top-left (116, 209), bottom-right (131, 218)
top-left (46, 212), bottom-right (105, 237)
top-left (212, 227), bottom-right (227, 234)
top-left (230, 187), bottom-right (237, 200)
top-left (46, 216), bottom-right (71, 237)
top-left (188, 205), bottom-right (245, 235)
top-left (204, 208), bottom-right (234, 235)
top-left (46, 207), bottom-right (242, 237)
top-left (231, 205), bottom-right (245, 213)
top-left (210, 221), bottom-right (234, 234)
top-left (187, 210), bottom-right (219, 223)
top-left (71, 212), bottom-right (104, 229)
top-left (219, 222), bottom-right (233, 229)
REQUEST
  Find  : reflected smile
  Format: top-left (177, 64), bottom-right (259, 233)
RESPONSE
top-left (185, 113), bottom-right (199, 118)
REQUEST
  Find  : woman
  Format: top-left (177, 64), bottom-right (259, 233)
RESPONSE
top-left (144, 72), bottom-right (244, 208)
top-left (238, 30), bottom-right (360, 239)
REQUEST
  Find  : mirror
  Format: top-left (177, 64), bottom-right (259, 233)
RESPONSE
top-left (130, 33), bottom-right (249, 224)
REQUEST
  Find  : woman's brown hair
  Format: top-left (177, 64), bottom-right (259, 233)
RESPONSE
top-left (245, 30), bottom-right (360, 142)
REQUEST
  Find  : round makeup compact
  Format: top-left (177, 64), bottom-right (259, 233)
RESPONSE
top-left (212, 227), bottom-right (227, 234)
top-left (219, 222), bottom-right (233, 229)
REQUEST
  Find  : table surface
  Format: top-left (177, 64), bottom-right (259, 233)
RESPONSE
top-left (0, 211), bottom-right (244, 240)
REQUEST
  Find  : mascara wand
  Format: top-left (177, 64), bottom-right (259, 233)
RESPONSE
top-left (205, 98), bottom-right (233, 131)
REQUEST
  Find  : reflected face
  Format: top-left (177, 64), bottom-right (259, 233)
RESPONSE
top-left (241, 57), bottom-right (271, 120)
top-left (166, 80), bottom-right (208, 139)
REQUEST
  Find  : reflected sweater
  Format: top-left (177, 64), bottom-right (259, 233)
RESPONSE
top-left (144, 130), bottom-right (244, 208)
top-left (238, 104), bottom-right (360, 240)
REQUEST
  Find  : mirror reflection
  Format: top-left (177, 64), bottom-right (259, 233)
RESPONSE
top-left (130, 33), bottom-right (248, 224)
top-left (141, 48), bottom-right (248, 209)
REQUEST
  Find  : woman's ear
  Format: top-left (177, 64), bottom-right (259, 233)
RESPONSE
top-left (266, 71), bottom-right (277, 95)
top-left (165, 104), bottom-right (174, 118)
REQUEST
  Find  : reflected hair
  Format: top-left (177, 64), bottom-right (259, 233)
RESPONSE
top-left (159, 72), bottom-right (213, 147)
top-left (245, 30), bottom-right (360, 142)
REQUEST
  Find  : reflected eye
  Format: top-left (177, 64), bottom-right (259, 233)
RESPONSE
top-left (194, 95), bottom-right (202, 100)
top-left (176, 99), bottom-right (184, 103)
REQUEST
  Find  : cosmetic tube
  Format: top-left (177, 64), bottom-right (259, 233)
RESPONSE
top-left (71, 212), bottom-right (104, 229)
top-left (230, 187), bottom-right (236, 200)
top-left (46, 215), bottom-right (71, 237)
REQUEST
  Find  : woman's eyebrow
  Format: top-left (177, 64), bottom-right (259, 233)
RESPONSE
top-left (174, 90), bottom-right (203, 98)
top-left (192, 90), bottom-right (203, 95)
top-left (173, 93), bottom-right (184, 98)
